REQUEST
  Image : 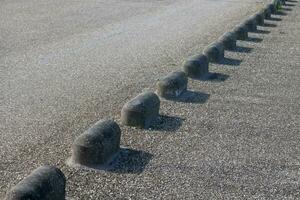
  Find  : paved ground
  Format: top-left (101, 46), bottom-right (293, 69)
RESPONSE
top-left (1, 0), bottom-right (300, 199)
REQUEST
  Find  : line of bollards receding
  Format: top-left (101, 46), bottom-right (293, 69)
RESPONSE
top-left (5, 0), bottom-right (293, 198)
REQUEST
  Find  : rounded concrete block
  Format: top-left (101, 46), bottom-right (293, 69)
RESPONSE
top-left (233, 24), bottom-right (248, 40)
top-left (219, 31), bottom-right (237, 50)
top-left (243, 17), bottom-right (257, 31)
top-left (6, 166), bottom-right (66, 200)
top-left (253, 11), bottom-right (265, 26)
top-left (263, 6), bottom-right (272, 19)
top-left (121, 92), bottom-right (160, 128)
top-left (203, 42), bottom-right (224, 63)
top-left (156, 71), bottom-right (188, 99)
top-left (267, 3), bottom-right (276, 14)
top-left (72, 119), bottom-right (121, 166)
top-left (183, 54), bottom-right (209, 78)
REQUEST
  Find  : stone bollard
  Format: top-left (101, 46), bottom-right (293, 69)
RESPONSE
top-left (203, 42), bottom-right (224, 63)
top-left (72, 119), bottom-right (121, 167)
top-left (233, 24), bottom-right (248, 40)
top-left (253, 11), bottom-right (265, 26)
top-left (263, 6), bottom-right (272, 19)
top-left (121, 92), bottom-right (160, 128)
top-left (156, 71), bottom-right (188, 99)
top-left (183, 54), bottom-right (209, 78)
top-left (6, 166), bottom-right (66, 200)
top-left (243, 17), bottom-right (257, 32)
top-left (219, 31), bottom-right (237, 50)
top-left (267, 3), bottom-right (276, 14)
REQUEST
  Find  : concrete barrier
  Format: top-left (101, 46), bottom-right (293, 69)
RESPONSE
top-left (203, 42), bottom-right (224, 63)
top-left (72, 119), bottom-right (121, 167)
top-left (253, 11), bottom-right (265, 26)
top-left (156, 71), bottom-right (188, 99)
top-left (183, 54), bottom-right (209, 78)
top-left (121, 92), bottom-right (160, 128)
top-left (263, 6), bottom-right (272, 19)
top-left (218, 31), bottom-right (237, 50)
top-left (233, 24), bottom-right (248, 40)
top-left (267, 3), bottom-right (277, 14)
top-left (243, 17), bottom-right (257, 31)
top-left (5, 166), bottom-right (66, 200)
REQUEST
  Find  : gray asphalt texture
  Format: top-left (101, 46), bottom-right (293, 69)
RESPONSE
top-left (1, 0), bottom-right (300, 199)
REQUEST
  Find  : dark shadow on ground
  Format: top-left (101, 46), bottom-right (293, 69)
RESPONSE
top-left (206, 72), bottom-right (230, 82)
top-left (210, 57), bottom-right (242, 66)
top-left (193, 72), bottom-right (229, 82)
top-left (217, 57), bottom-right (242, 66)
top-left (246, 36), bottom-right (263, 43)
top-left (74, 148), bottom-right (153, 174)
top-left (276, 11), bottom-right (288, 15)
top-left (266, 16), bottom-right (282, 21)
top-left (261, 22), bottom-right (277, 28)
top-left (285, 3), bottom-right (296, 6)
top-left (281, 7), bottom-right (293, 11)
top-left (254, 29), bottom-right (271, 34)
top-left (228, 46), bottom-right (252, 53)
top-left (286, 0), bottom-right (297, 2)
top-left (107, 148), bottom-right (153, 174)
top-left (165, 90), bottom-right (210, 104)
top-left (150, 115), bottom-right (184, 131)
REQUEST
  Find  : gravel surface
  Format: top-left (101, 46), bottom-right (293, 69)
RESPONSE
top-left (1, 0), bottom-right (300, 199)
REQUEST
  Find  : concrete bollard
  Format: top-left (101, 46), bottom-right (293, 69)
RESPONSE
top-left (218, 31), bottom-right (237, 50)
top-left (267, 3), bottom-right (276, 14)
top-left (156, 71), bottom-right (188, 99)
top-left (183, 54), bottom-right (209, 78)
top-left (121, 92), bottom-right (160, 128)
top-left (233, 24), bottom-right (248, 40)
top-left (253, 11), bottom-right (265, 26)
top-left (203, 42), bottom-right (224, 63)
top-left (243, 17), bottom-right (257, 31)
top-left (263, 6), bottom-right (272, 19)
top-left (72, 119), bottom-right (121, 167)
top-left (6, 166), bottom-right (66, 200)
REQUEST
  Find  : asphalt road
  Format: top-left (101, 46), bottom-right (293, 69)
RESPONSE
top-left (2, 0), bottom-right (299, 199)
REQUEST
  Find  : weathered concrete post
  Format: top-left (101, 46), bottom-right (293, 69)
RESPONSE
top-left (6, 166), bottom-right (66, 200)
top-left (183, 54), bottom-right (209, 79)
top-left (121, 92), bottom-right (160, 128)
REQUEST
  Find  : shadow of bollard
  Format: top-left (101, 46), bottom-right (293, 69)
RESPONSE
top-left (218, 57), bottom-right (242, 66)
top-left (107, 148), bottom-right (153, 174)
top-left (149, 115), bottom-right (184, 132)
top-left (246, 36), bottom-right (263, 43)
top-left (163, 90), bottom-right (210, 104)
top-left (227, 46), bottom-right (253, 53)
top-left (253, 29), bottom-right (271, 34)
